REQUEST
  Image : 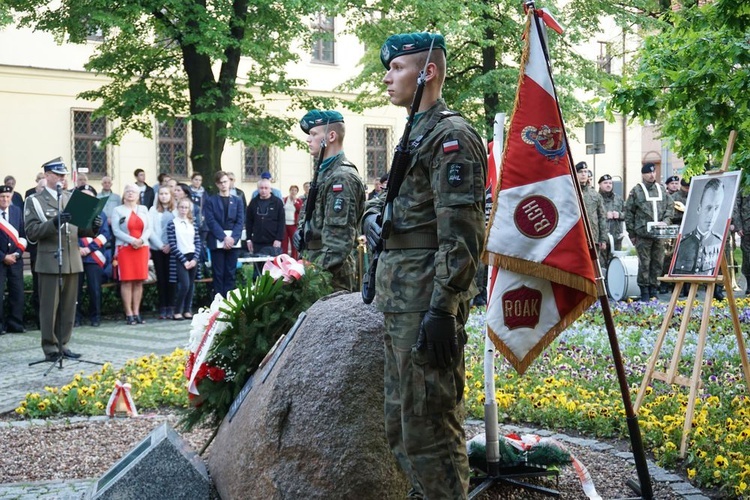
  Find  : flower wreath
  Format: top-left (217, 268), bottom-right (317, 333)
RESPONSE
top-left (181, 254), bottom-right (330, 430)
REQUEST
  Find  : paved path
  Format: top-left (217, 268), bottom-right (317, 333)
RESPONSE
top-left (0, 316), bottom-right (188, 414)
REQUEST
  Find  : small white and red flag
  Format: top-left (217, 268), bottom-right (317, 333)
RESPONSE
top-left (484, 8), bottom-right (597, 375)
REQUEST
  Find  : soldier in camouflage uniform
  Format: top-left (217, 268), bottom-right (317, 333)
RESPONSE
top-left (625, 163), bottom-right (674, 301)
top-left (660, 175), bottom-right (683, 289)
top-left (575, 162), bottom-right (607, 260)
top-left (598, 174), bottom-right (624, 267)
top-left (362, 32), bottom-right (486, 500)
top-left (297, 110), bottom-right (365, 292)
top-left (732, 185), bottom-right (750, 294)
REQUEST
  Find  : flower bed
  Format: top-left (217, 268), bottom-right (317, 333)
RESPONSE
top-left (13, 295), bottom-right (749, 497)
top-left (464, 297), bottom-right (750, 498)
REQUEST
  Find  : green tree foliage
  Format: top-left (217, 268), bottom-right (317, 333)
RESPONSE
top-left (340, 0), bottom-right (663, 140)
top-left (606, 0), bottom-right (750, 179)
top-left (5, 0), bottom-right (339, 181)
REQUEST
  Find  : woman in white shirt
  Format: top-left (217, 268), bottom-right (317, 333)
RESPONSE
top-left (167, 199), bottom-right (202, 320)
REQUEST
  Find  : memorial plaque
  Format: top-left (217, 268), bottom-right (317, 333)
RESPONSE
top-left (89, 423), bottom-right (212, 499)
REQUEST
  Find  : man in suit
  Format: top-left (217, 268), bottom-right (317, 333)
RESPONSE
top-left (0, 185), bottom-right (27, 334)
top-left (24, 157), bottom-right (101, 361)
top-left (204, 171), bottom-right (245, 297)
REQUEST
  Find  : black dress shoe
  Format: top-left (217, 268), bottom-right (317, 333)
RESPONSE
top-left (62, 349), bottom-right (82, 359)
top-left (45, 352), bottom-right (61, 362)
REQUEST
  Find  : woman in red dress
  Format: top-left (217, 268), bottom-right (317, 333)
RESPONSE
top-left (112, 183), bottom-right (152, 324)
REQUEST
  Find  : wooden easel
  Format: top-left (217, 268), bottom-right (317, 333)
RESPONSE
top-left (634, 131), bottom-right (750, 457)
top-left (635, 260), bottom-right (750, 457)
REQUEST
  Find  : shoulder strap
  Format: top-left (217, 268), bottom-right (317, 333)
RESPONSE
top-left (410, 110), bottom-right (461, 150)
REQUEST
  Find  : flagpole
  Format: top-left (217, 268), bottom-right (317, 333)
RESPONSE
top-left (526, 2), bottom-right (654, 498)
top-left (482, 113), bottom-right (506, 477)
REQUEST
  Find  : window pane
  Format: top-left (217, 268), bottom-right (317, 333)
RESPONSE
top-left (312, 15), bottom-right (334, 64)
top-left (158, 118), bottom-right (188, 177)
top-left (73, 110), bottom-right (107, 176)
top-left (244, 146), bottom-right (270, 181)
top-left (365, 127), bottom-right (389, 182)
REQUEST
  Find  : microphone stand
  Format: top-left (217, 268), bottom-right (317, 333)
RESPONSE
top-left (29, 184), bottom-right (103, 375)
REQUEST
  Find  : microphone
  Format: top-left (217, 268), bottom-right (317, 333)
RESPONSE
top-left (55, 181), bottom-right (63, 192)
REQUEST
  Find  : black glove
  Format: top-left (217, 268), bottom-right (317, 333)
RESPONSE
top-left (53, 212), bottom-right (72, 228)
top-left (362, 213), bottom-right (382, 252)
top-left (292, 229), bottom-right (303, 252)
top-left (92, 215), bottom-right (103, 232)
top-left (417, 308), bottom-right (459, 370)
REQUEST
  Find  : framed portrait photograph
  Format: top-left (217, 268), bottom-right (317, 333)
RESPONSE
top-left (669, 171), bottom-right (741, 277)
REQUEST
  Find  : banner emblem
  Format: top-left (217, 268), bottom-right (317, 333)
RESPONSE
top-left (521, 125), bottom-right (566, 161)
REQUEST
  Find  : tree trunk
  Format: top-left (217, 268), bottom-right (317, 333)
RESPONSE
top-left (482, 25), bottom-right (499, 142)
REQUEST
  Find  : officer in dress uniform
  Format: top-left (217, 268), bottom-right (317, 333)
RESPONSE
top-left (673, 178), bottom-right (725, 276)
top-left (0, 185), bottom-right (27, 334)
top-left (295, 110), bottom-right (365, 292)
top-left (24, 158), bottom-right (101, 361)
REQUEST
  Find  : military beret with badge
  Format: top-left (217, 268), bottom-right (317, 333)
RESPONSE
top-left (574, 161), bottom-right (588, 172)
top-left (598, 174), bottom-right (612, 184)
top-left (666, 175), bottom-right (680, 183)
top-left (0, 185), bottom-right (12, 194)
top-left (299, 110), bottom-right (345, 134)
top-left (380, 32), bottom-right (446, 69)
top-left (641, 162), bottom-right (656, 174)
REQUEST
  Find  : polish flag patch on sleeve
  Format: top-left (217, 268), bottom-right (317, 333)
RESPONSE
top-left (442, 139), bottom-right (460, 154)
top-left (332, 184), bottom-right (344, 192)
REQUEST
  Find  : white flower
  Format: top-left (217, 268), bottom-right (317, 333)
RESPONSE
top-left (188, 294), bottom-right (227, 353)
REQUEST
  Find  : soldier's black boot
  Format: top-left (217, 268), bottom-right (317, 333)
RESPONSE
top-left (649, 286), bottom-right (659, 299)
top-left (640, 287), bottom-right (650, 302)
top-left (713, 285), bottom-right (725, 301)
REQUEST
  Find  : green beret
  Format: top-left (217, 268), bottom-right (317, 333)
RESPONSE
top-left (299, 110), bottom-right (344, 134)
top-left (380, 32), bottom-right (446, 69)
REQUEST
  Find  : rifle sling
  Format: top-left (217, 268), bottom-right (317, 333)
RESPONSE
top-left (383, 232), bottom-right (438, 250)
top-left (388, 110), bottom-right (461, 201)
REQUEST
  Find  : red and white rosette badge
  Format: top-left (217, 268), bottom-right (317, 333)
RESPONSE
top-left (185, 294), bottom-right (228, 396)
top-left (262, 254), bottom-right (305, 282)
top-left (105, 380), bottom-right (138, 417)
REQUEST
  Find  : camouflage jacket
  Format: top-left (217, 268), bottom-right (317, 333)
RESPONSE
top-left (301, 152), bottom-right (365, 291)
top-left (365, 100), bottom-right (487, 314)
top-left (671, 189), bottom-right (688, 227)
top-left (599, 189), bottom-right (624, 241)
top-left (624, 181), bottom-right (674, 238)
top-left (732, 190), bottom-right (750, 233)
top-left (581, 184), bottom-right (607, 244)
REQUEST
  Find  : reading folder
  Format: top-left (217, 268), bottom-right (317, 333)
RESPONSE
top-left (66, 190), bottom-right (109, 229)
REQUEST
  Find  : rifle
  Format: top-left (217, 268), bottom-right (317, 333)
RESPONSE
top-left (362, 38), bottom-right (435, 304)
top-left (298, 124), bottom-right (329, 252)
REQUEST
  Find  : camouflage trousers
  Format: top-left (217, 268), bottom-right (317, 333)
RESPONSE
top-left (635, 237), bottom-right (665, 289)
top-left (383, 308), bottom-right (470, 500)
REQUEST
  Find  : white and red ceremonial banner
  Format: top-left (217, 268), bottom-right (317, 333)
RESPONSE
top-left (484, 8), bottom-right (597, 375)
